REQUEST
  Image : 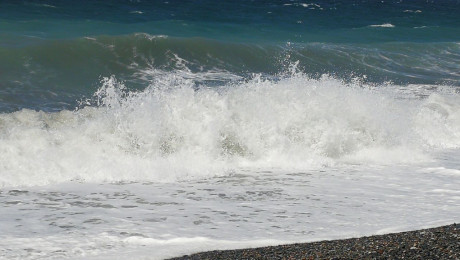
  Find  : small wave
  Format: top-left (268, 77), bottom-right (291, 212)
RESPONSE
top-left (133, 32), bottom-right (168, 40)
top-left (300, 3), bottom-right (322, 9)
top-left (369, 23), bottom-right (395, 28)
top-left (41, 4), bottom-right (57, 8)
top-left (29, 3), bottom-right (57, 8)
top-left (404, 10), bottom-right (422, 13)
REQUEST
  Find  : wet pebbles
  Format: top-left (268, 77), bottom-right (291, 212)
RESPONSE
top-left (169, 223), bottom-right (459, 259)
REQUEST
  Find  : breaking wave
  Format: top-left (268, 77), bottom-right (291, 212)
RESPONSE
top-left (1, 70), bottom-right (459, 187)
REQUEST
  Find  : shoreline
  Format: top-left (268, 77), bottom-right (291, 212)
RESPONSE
top-left (168, 223), bottom-right (459, 259)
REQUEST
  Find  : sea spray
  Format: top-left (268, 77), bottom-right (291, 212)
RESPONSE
top-left (1, 72), bottom-right (458, 187)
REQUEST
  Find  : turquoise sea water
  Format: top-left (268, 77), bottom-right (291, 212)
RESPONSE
top-left (1, 0), bottom-right (459, 112)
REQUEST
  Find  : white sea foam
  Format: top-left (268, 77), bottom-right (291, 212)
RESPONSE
top-left (1, 165), bottom-right (458, 259)
top-left (0, 72), bottom-right (459, 187)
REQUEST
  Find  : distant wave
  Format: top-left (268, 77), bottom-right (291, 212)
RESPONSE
top-left (369, 23), bottom-right (395, 28)
top-left (404, 9), bottom-right (422, 13)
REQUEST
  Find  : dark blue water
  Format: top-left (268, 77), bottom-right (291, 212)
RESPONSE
top-left (1, 0), bottom-right (460, 112)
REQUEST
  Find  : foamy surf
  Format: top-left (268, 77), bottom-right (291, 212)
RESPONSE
top-left (1, 71), bottom-right (458, 188)
top-left (1, 164), bottom-right (459, 259)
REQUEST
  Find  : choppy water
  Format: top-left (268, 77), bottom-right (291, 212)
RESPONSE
top-left (1, 1), bottom-right (459, 259)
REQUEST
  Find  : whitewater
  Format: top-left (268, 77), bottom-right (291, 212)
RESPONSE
top-left (1, 69), bottom-right (459, 259)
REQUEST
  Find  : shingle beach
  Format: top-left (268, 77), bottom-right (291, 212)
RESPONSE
top-left (169, 223), bottom-right (459, 259)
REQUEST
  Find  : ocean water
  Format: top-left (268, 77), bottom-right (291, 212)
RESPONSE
top-left (1, 0), bottom-right (460, 259)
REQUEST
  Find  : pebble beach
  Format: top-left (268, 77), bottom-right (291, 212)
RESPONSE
top-left (170, 223), bottom-right (459, 259)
